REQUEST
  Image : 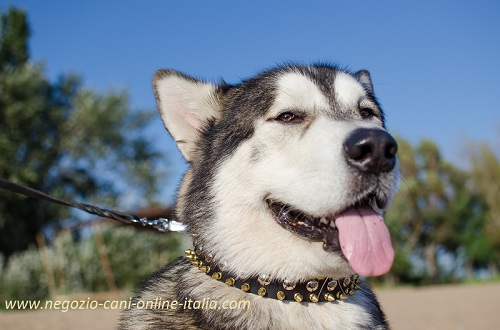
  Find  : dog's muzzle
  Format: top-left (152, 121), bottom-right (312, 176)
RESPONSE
top-left (266, 128), bottom-right (398, 277)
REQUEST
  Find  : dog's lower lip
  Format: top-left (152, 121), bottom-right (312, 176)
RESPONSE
top-left (267, 200), bottom-right (326, 241)
top-left (267, 199), bottom-right (342, 254)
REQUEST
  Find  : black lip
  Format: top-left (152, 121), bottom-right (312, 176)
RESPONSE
top-left (267, 200), bottom-right (329, 242)
top-left (267, 199), bottom-right (341, 253)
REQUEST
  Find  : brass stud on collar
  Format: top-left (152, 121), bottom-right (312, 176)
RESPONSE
top-left (324, 293), bottom-right (336, 302)
top-left (225, 277), bottom-right (235, 286)
top-left (336, 292), bottom-right (347, 300)
top-left (191, 261), bottom-right (202, 267)
top-left (306, 280), bottom-right (319, 292)
top-left (258, 275), bottom-right (271, 286)
top-left (212, 272), bottom-right (222, 280)
top-left (258, 287), bottom-right (267, 296)
top-left (294, 293), bottom-right (303, 302)
top-left (277, 291), bottom-right (285, 301)
top-left (241, 283), bottom-right (250, 292)
top-left (185, 254), bottom-right (198, 261)
top-left (309, 293), bottom-right (319, 303)
top-left (200, 265), bottom-right (210, 273)
top-left (327, 280), bottom-right (338, 291)
top-left (343, 278), bottom-right (351, 286)
top-left (283, 280), bottom-right (296, 290)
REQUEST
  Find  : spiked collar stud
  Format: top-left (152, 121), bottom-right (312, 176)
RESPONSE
top-left (185, 247), bottom-right (361, 303)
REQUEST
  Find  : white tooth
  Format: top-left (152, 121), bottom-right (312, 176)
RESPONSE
top-left (370, 198), bottom-right (384, 215)
top-left (320, 217), bottom-right (328, 225)
top-left (329, 221), bottom-right (336, 229)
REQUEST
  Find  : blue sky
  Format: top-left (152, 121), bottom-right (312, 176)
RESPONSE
top-left (3, 0), bottom-right (500, 202)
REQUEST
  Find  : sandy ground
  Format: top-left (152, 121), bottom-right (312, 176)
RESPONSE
top-left (378, 282), bottom-right (500, 330)
top-left (1, 282), bottom-right (499, 329)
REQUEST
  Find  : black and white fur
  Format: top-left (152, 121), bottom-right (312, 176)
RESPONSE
top-left (120, 64), bottom-right (399, 329)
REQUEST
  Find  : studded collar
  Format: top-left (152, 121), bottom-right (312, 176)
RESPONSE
top-left (184, 248), bottom-right (361, 303)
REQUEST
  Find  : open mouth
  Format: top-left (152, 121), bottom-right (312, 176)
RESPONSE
top-left (267, 193), bottom-right (394, 276)
top-left (267, 193), bottom-right (386, 249)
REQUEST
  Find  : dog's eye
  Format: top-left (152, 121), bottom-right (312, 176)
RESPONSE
top-left (359, 108), bottom-right (375, 119)
top-left (276, 112), bottom-right (303, 123)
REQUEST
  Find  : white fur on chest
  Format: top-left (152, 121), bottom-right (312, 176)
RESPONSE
top-left (249, 296), bottom-right (379, 330)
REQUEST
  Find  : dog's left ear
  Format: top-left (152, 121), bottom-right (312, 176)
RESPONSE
top-left (355, 70), bottom-right (374, 94)
top-left (153, 70), bottom-right (222, 162)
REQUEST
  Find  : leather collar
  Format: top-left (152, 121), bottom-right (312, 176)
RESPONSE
top-left (185, 248), bottom-right (361, 303)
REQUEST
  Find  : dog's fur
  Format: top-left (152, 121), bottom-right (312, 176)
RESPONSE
top-left (120, 64), bottom-right (399, 329)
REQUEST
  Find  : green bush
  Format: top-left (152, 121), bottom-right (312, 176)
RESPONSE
top-left (2, 248), bottom-right (49, 301)
top-left (0, 225), bottom-right (186, 303)
top-left (102, 226), bottom-right (183, 289)
top-left (0, 253), bottom-right (4, 281)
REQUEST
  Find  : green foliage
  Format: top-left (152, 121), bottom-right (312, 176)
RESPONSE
top-left (0, 6), bottom-right (29, 68)
top-left (1, 248), bottom-right (49, 301)
top-left (0, 226), bottom-right (185, 303)
top-left (469, 144), bottom-right (500, 271)
top-left (101, 227), bottom-right (182, 288)
top-left (387, 136), bottom-right (500, 283)
top-left (0, 253), bottom-right (4, 287)
top-left (0, 8), bottom-right (165, 257)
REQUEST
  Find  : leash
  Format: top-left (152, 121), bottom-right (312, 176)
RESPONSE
top-left (0, 178), bottom-right (186, 232)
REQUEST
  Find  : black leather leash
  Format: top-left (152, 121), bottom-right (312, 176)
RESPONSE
top-left (0, 178), bottom-right (186, 232)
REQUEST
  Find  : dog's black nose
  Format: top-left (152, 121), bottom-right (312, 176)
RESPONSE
top-left (344, 128), bottom-right (398, 174)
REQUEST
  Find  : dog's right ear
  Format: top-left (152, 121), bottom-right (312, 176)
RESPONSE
top-left (153, 70), bottom-right (222, 162)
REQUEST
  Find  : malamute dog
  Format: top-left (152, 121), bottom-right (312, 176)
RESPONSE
top-left (121, 64), bottom-right (399, 329)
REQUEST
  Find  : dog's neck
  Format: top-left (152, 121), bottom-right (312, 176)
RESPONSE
top-left (185, 247), bottom-right (361, 303)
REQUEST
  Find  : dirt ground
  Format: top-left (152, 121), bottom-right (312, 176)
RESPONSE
top-left (1, 282), bottom-right (499, 329)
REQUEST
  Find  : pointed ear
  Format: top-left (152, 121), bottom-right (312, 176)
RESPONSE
top-left (355, 70), bottom-right (374, 94)
top-left (153, 70), bottom-right (222, 162)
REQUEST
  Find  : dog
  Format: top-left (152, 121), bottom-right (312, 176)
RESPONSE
top-left (120, 64), bottom-right (399, 329)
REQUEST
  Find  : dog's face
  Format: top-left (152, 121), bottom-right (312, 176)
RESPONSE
top-left (154, 65), bottom-right (399, 282)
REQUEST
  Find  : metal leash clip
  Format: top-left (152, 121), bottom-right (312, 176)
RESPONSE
top-left (134, 217), bottom-right (187, 232)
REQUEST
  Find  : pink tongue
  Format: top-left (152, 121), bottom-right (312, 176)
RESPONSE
top-left (335, 206), bottom-right (394, 277)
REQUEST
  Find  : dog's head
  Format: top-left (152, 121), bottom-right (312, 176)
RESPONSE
top-left (153, 65), bottom-right (399, 282)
